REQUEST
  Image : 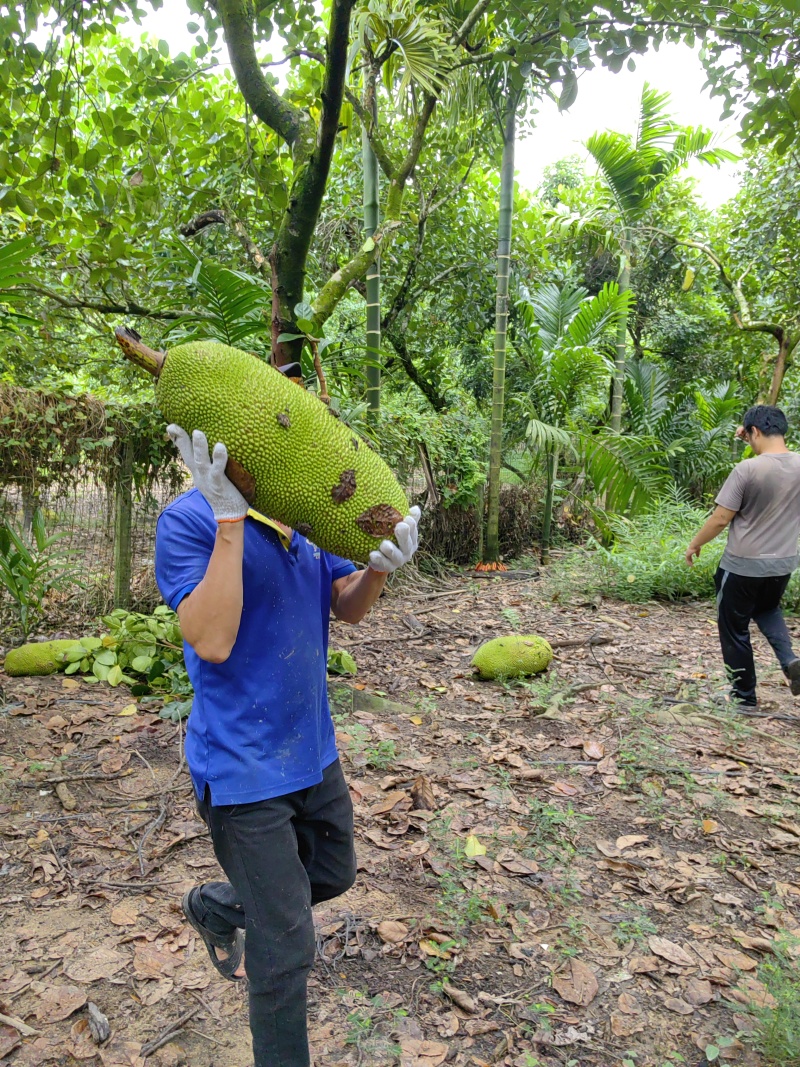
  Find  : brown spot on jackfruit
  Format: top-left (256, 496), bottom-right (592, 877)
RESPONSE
top-left (351, 437), bottom-right (359, 451)
top-left (356, 504), bottom-right (403, 538)
top-left (331, 469), bottom-right (357, 504)
top-left (296, 523), bottom-right (313, 539)
top-left (277, 411), bottom-right (291, 429)
top-left (224, 456), bottom-right (256, 503)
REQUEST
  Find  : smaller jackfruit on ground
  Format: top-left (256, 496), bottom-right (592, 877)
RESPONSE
top-left (471, 634), bottom-right (553, 680)
top-left (3, 639), bottom-right (78, 676)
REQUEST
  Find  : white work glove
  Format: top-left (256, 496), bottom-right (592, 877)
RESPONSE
top-left (368, 506), bottom-right (421, 573)
top-left (167, 424), bottom-right (249, 523)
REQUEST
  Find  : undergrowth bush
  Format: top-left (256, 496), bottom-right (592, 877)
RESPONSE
top-left (584, 498), bottom-right (800, 607)
top-left (592, 499), bottom-right (724, 601)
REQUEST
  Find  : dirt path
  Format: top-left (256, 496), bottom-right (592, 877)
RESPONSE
top-left (1, 568), bottom-right (800, 1067)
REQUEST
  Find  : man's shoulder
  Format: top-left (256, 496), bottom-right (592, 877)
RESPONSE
top-left (157, 489), bottom-right (214, 535)
top-left (159, 488), bottom-right (204, 520)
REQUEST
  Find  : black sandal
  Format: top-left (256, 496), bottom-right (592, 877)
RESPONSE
top-left (182, 887), bottom-right (245, 981)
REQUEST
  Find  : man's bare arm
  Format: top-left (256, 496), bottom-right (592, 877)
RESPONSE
top-left (330, 568), bottom-right (387, 624)
top-left (177, 522), bottom-right (245, 662)
top-left (685, 505), bottom-right (737, 566)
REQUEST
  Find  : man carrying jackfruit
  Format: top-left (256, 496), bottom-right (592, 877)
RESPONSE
top-left (155, 424), bottom-right (420, 1067)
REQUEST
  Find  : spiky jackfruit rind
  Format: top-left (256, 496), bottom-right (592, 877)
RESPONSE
top-left (471, 635), bottom-right (554, 680)
top-left (156, 341), bottom-right (409, 562)
top-left (3, 639), bottom-right (79, 677)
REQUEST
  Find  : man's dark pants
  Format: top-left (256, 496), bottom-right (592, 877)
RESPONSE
top-left (193, 759), bottom-right (356, 1067)
top-left (714, 567), bottom-right (795, 706)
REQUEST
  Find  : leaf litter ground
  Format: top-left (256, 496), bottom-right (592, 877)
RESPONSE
top-left (1, 564), bottom-right (800, 1067)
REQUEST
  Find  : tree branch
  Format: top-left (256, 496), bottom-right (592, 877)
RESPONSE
top-left (662, 232), bottom-right (784, 342)
top-left (10, 286), bottom-right (197, 321)
top-left (215, 0), bottom-right (315, 159)
top-left (344, 87), bottom-right (396, 179)
top-left (384, 328), bottom-right (447, 411)
top-left (312, 220), bottom-right (402, 330)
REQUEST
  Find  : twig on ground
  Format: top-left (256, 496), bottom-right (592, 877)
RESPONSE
top-left (0, 1012), bottom-right (40, 1036)
top-left (137, 796), bottom-right (170, 875)
top-left (141, 1007), bottom-right (200, 1057)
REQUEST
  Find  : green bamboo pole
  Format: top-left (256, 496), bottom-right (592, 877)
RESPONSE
top-left (363, 100), bottom-right (381, 413)
top-left (484, 95), bottom-right (517, 564)
top-left (541, 448), bottom-right (559, 564)
top-left (610, 231), bottom-right (631, 432)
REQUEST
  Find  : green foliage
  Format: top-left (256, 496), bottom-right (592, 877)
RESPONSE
top-left (326, 649), bottom-right (358, 676)
top-left (592, 497), bottom-right (724, 601)
top-left (750, 946), bottom-right (800, 1066)
top-left (164, 251), bottom-right (272, 353)
top-left (58, 607), bottom-right (191, 716)
top-left (585, 84), bottom-right (735, 225)
top-left (0, 509), bottom-right (80, 639)
top-left (0, 382), bottom-right (184, 494)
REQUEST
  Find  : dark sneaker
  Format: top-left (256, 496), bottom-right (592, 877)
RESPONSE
top-left (786, 659), bottom-right (800, 697)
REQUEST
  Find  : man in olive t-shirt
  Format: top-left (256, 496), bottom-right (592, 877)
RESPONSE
top-left (686, 404), bottom-right (800, 710)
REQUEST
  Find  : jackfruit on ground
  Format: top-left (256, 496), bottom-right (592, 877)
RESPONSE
top-left (155, 341), bottom-right (409, 562)
top-left (3, 639), bottom-right (78, 677)
top-left (471, 635), bottom-right (553, 680)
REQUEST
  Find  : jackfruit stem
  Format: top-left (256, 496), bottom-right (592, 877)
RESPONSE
top-left (114, 326), bottom-right (165, 377)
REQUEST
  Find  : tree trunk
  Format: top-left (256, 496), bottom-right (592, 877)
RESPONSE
top-left (113, 441), bottom-right (134, 610)
top-left (541, 448), bottom-right (558, 565)
top-left (363, 101), bottom-right (381, 414)
top-left (610, 234), bottom-right (631, 432)
top-left (761, 332), bottom-right (797, 406)
top-left (484, 96), bottom-right (517, 564)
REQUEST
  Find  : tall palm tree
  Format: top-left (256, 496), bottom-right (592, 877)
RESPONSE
top-left (512, 279), bottom-right (660, 560)
top-left (581, 84), bottom-right (735, 431)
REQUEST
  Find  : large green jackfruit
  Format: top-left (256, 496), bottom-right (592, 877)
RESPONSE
top-left (154, 341), bottom-right (409, 562)
top-left (4, 639), bottom-right (77, 676)
top-left (471, 635), bottom-right (553, 680)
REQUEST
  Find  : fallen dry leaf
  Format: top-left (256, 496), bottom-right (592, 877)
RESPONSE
top-left (684, 978), bottom-right (713, 1006)
top-left (137, 977), bottom-right (174, 1006)
top-left (133, 942), bottom-right (178, 979)
top-left (410, 776), bottom-right (436, 811)
top-left (663, 996), bottom-right (694, 1015)
top-left (583, 740), bottom-right (605, 760)
top-left (551, 959), bottom-right (598, 1006)
top-left (399, 1037), bottom-right (449, 1067)
top-left (442, 981), bottom-right (476, 1013)
top-left (616, 834), bottom-right (648, 851)
top-left (0, 1026), bottom-right (20, 1059)
top-left (110, 900), bottom-right (140, 927)
top-left (648, 937), bottom-right (695, 967)
top-left (376, 920), bottom-right (409, 944)
top-left (64, 947), bottom-right (127, 983)
top-left (610, 1012), bottom-right (645, 1037)
top-left (32, 982), bottom-right (86, 1022)
top-left (714, 947), bottom-right (758, 972)
top-left (617, 992), bottom-right (640, 1015)
top-left (629, 955), bottom-right (660, 973)
top-left (371, 790), bottom-right (408, 816)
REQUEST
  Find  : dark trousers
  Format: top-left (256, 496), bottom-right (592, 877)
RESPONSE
top-left (714, 567), bottom-right (796, 706)
top-left (194, 759), bottom-right (356, 1067)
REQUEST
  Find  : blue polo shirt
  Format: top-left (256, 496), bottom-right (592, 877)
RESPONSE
top-left (154, 488), bottom-right (356, 805)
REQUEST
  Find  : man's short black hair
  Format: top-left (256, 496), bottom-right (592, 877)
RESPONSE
top-left (742, 404), bottom-right (788, 437)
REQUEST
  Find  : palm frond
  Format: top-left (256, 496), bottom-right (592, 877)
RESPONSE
top-left (580, 430), bottom-right (670, 514)
top-left (584, 131), bottom-right (647, 220)
top-left (565, 281), bottom-right (632, 350)
top-left (0, 236), bottom-right (35, 292)
top-left (634, 84), bottom-right (676, 151)
top-left (525, 418), bottom-right (574, 453)
top-left (164, 250), bottom-right (270, 349)
top-left (518, 280), bottom-right (587, 350)
top-left (352, 0), bottom-right (456, 100)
